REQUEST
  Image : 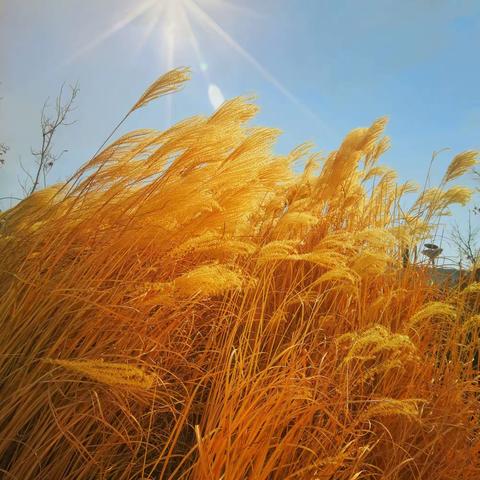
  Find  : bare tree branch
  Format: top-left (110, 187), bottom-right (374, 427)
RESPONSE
top-left (472, 168), bottom-right (480, 216)
top-left (0, 196), bottom-right (22, 202)
top-left (0, 143), bottom-right (7, 167)
top-left (451, 212), bottom-right (479, 269)
top-left (29, 83), bottom-right (79, 195)
top-left (17, 157), bottom-right (34, 196)
top-left (0, 83), bottom-right (8, 168)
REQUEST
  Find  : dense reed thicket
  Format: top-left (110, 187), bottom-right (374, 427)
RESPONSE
top-left (0, 69), bottom-right (479, 479)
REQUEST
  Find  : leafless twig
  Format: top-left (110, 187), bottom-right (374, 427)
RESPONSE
top-left (451, 212), bottom-right (479, 268)
top-left (0, 84), bottom-right (8, 168)
top-left (0, 143), bottom-right (7, 167)
top-left (29, 83), bottom-right (79, 195)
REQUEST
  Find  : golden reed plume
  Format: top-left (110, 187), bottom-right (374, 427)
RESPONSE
top-left (0, 69), bottom-right (479, 479)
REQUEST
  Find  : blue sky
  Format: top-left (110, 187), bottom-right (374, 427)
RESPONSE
top-left (1, 0), bottom-right (479, 257)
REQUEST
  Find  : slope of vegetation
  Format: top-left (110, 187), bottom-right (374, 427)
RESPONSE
top-left (0, 69), bottom-right (479, 479)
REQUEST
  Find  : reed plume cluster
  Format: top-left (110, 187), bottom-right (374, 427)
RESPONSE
top-left (0, 68), bottom-right (479, 479)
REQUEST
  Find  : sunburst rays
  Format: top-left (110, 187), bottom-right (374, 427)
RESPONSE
top-left (185, 0), bottom-right (320, 121)
top-left (67, 0), bottom-right (321, 122)
top-left (66, 0), bottom-right (157, 65)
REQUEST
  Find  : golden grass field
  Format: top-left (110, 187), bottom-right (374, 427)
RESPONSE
top-left (0, 69), bottom-right (479, 479)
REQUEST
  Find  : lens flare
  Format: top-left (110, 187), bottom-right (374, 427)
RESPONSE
top-left (208, 83), bottom-right (225, 110)
top-left (65, 0), bottom-right (321, 125)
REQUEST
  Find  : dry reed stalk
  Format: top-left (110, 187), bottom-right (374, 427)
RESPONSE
top-left (0, 69), bottom-right (479, 479)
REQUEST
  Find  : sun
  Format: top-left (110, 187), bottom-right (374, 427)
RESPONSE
top-left (67, 0), bottom-right (317, 119)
